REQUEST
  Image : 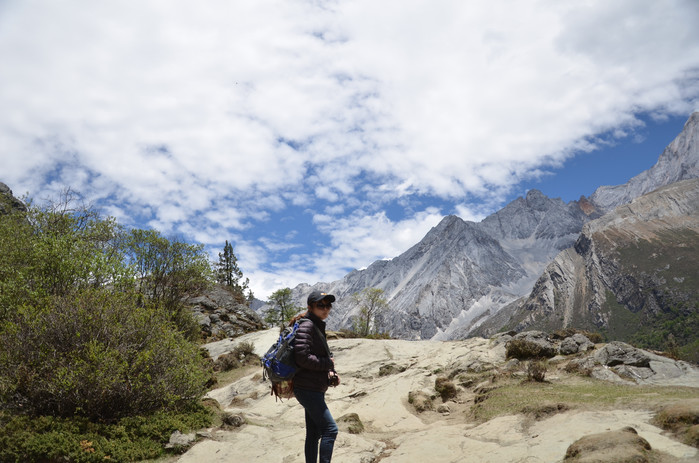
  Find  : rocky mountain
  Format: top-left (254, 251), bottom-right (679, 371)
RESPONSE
top-left (303, 193), bottom-right (599, 341)
top-left (0, 182), bottom-right (27, 215)
top-left (474, 178), bottom-right (698, 360)
top-left (590, 112), bottom-right (699, 212)
top-left (287, 112), bottom-right (699, 341)
top-left (185, 284), bottom-right (266, 340)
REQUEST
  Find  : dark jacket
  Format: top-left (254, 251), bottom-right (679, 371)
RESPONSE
top-left (293, 312), bottom-right (333, 392)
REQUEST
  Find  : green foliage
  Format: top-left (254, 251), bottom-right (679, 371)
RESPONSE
top-left (212, 343), bottom-right (259, 373)
top-left (350, 288), bottom-right (389, 337)
top-left (601, 229), bottom-right (699, 362)
top-left (0, 405), bottom-right (212, 463)
top-left (603, 290), bottom-right (699, 363)
top-left (215, 240), bottom-right (252, 304)
top-left (0, 289), bottom-right (209, 420)
top-left (526, 360), bottom-right (548, 382)
top-left (0, 191), bottom-right (213, 424)
top-left (434, 376), bottom-right (458, 402)
top-left (265, 288), bottom-right (303, 328)
top-left (505, 339), bottom-right (554, 360)
top-left (233, 341), bottom-right (257, 360)
top-left (0, 192), bottom-right (127, 322)
top-left (123, 228), bottom-right (212, 340)
top-left (214, 353), bottom-right (242, 372)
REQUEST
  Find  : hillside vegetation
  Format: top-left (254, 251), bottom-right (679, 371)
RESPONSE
top-left (0, 191), bottom-right (215, 461)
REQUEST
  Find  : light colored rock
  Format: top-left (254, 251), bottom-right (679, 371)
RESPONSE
top-left (178, 329), bottom-right (699, 463)
top-left (560, 334), bottom-right (594, 355)
top-left (594, 341), bottom-right (651, 367)
top-left (166, 430), bottom-right (196, 449)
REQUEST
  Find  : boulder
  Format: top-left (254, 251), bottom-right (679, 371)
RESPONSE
top-left (166, 430), bottom-right (197, 449)
top-left (559, 334), bottom-right (595, 355)
top-left (185, 284), bottom-right (265, 339)
top-left (594, 342), bottom-right (650, 368)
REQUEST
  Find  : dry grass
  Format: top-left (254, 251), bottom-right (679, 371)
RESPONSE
top-left (653, 399), bottom-right (699, 448)
top-left (469, 371), bottom-right (698, 423)
top-left (214, 364), bottom-right (260, 388)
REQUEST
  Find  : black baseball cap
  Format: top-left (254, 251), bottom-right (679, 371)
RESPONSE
top-left (307, 291), bottom-right (336, 305)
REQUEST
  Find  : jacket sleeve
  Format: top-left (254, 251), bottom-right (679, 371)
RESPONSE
top-left (294, 321), bottom-right (333, 372)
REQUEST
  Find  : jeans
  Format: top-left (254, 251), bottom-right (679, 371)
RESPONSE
top-left (294, 387), bottom-right (338, 463)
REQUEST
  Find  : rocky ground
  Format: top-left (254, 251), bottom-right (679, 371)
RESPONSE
top-left (173, 330), bottom-right (699, 463)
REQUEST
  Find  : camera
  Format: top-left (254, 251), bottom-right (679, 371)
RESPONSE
top-left (328, 371), bottom-right (339, 387)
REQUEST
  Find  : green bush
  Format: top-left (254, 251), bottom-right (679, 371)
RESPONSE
top-left (506, 339), bottom-right (555, 360)
top-left (0, 194), bottom-right (214, 421)
top-left (233, 341), bottom-right (257, 360)
top-left (434, 376), bottom-right (458, 402)
top-left (0, 406), bottom-right (212, 463)
top-left (527, 360), bottom-right (548, 382)
top-left (0, 289), bottom-right (209, 420)
top-left (214, 353), bottom-right (242, 372)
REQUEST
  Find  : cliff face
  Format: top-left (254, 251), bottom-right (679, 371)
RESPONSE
top-left (479, 178), bottom-right (698, 354)
top-left (0, 183), bottom-right (27, 215)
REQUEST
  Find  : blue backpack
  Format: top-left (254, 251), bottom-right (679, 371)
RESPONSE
top-left (261, 320), bottom-right (305, 400)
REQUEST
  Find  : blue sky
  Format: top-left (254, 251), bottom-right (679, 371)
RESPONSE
top-left (522, 113), bottom-right (691, 202)
top-left (1, 1), bottom-right (698, 299)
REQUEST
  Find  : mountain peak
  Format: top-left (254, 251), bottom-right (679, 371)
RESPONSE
top-left (590, 112), bottom-right (699, 211)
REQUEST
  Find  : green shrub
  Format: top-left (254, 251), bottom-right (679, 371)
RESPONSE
top-left (0, 195), bottom-right (214, 421)
top-left (434, 376), bottom-right (458, 402)
top-left (408, 390), bottom-right (434, 412)
top-left (526, 360), bottom-right (548, 382)
top-left (0, 289), bottom-right (209, 420)
top-left (0, 406), bottom-right (212, 463)
top-left (506, 339), bottom-right (554, 360)
top-left (214, 342), bottom-right (259, 372)
top-left (214, 353), bottom-right (242, 372)
top-left (337, 413), bottom-right (364, 434)
top-left (233, 341), bottom-right (258, 363)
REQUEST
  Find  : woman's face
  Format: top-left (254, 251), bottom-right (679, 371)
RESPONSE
top-left (310, 300), bottom-right (332, 320)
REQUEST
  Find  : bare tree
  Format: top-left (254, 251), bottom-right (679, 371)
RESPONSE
top-left (351, 288), bottom-right (388, 337)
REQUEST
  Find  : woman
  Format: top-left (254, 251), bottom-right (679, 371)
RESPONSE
top-left (292, 291), bottom-right (340, 463)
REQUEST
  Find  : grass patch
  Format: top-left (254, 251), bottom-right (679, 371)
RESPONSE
top-left (213, 364), bottom-right (260, 390)
top-left (469, 376), bottom-right (697, 423)
top-left (0, 404), bottom-right (213, 463)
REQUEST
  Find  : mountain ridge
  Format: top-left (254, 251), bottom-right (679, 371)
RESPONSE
top-left (288, 112), bottom-right (699, 341)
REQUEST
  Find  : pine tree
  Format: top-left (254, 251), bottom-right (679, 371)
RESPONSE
top-left (215, 240), bottom-right (251, 304)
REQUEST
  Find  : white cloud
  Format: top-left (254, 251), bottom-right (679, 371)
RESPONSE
top-left (1, 0), bottom-right (698, 294)
top-left (314, 207), bottom-right (445, 274)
